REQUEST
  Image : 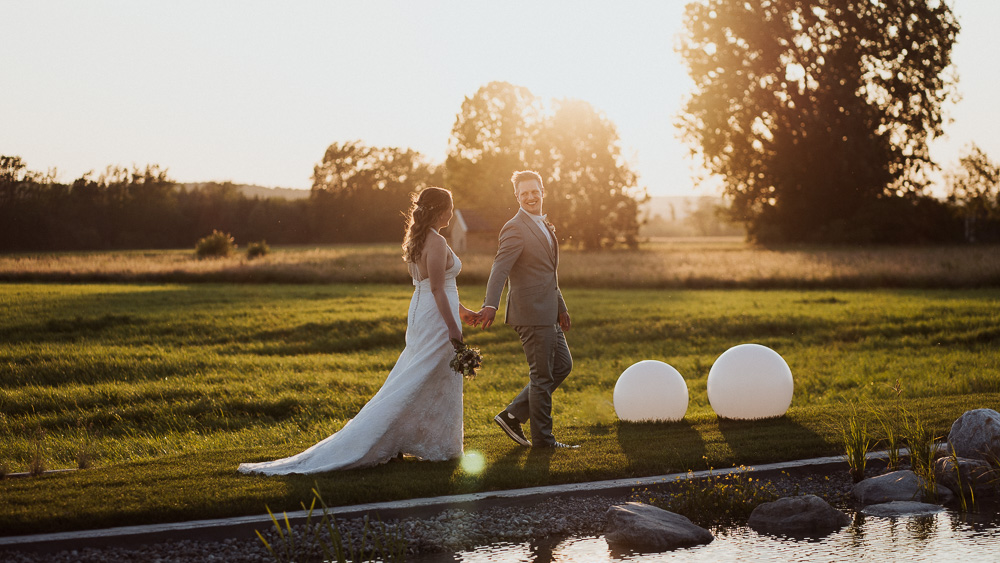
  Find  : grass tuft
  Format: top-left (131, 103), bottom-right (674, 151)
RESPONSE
top-left (76, 420), bottom-right (97, 470)
top-left (901, 411), bottom-right (941, 502)
top-left (840, 404), bottom-right (871, 483)
top-left (28, 428), bottom-right (47, 476)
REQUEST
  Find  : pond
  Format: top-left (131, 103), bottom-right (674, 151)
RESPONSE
top-left (416, 507), bottom-right (1000, 562)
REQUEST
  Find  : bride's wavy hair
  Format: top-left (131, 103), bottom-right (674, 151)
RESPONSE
top-left (402, 187), bottom-right (452, 263)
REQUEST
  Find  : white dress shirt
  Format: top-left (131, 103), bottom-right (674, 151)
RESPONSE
top-left (524, 210), bottom-right (554, 250)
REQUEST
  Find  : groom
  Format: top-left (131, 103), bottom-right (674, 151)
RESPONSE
top-left (477, 170), bottom-right (578, 449)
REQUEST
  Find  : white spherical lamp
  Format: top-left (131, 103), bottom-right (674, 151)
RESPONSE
top-left (707, 344), bottom-right (793, 420)
top-left (613, 360), bottom-right (688, 422)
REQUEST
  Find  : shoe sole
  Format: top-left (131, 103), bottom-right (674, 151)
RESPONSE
top-left (493, 415), bottom-right (531, 447)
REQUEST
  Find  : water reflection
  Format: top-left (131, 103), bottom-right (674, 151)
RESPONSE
top-left (418, 509), bottom-right (1000, 562)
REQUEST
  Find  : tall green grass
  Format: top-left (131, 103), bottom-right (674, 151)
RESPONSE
top-left (0, 282), bottom-right (998, 534)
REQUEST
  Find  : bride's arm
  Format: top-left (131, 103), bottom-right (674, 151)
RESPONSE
top-left (425, 233), bottom-right (463, 344)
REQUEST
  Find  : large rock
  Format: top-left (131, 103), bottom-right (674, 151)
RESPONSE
top-left (747, 495), bottom-right (850, 536)
top-left (861, 501), bottom-right (945, 517)
top-left (852, 470), bottom-right (954, 505)
top-left (934, 456), bottom-right (1000, 499)
top-left (948, 409), bottom-right (1000, 461)
top-left (605, 502), bottom-right (713, 552)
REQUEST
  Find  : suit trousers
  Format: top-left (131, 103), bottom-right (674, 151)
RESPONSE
top-left (507, 324), bottom-right (573, 446)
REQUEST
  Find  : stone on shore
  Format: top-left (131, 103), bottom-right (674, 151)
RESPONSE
top-left (747, 495), bottom-right (850, 536)
top-left (948, 408), bottom-right (1000, 461)
top-left (934, 456), bottom-right (1000, 499)
top-left (605, 502), bottom-right (713, 552)
top-left (852, 470), bottom-right (954, 505)
top-left (861, 501), bottom-right (945, 518)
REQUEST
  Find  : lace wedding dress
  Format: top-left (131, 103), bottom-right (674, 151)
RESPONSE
top-left (238, 248), bottom-right (464, 475)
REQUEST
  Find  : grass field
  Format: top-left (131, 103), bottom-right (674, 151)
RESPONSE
top-left (1, 274), bottom-right (998, 535)
top-left (2, 239), bottom-right (999, 288)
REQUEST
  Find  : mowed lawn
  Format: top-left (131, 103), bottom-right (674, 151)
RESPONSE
top-left (1, 281), bottom-right (998, 535)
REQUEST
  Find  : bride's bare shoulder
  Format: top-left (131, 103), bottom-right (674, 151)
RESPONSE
top-left (426, 229), bottom-right (448, 248)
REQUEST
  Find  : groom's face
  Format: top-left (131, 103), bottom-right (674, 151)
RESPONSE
top-left (515, 179), bottom-right (544, 215)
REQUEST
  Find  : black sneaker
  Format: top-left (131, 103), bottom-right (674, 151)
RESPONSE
top-left (494, 410), bottom-right (531, 447)
top-left (535, 441), bottom-right (580, 449)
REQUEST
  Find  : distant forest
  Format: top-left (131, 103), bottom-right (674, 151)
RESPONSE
top-left (0, 157), bottom-right (376, 252)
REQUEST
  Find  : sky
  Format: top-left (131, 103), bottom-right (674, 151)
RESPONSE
top-left (3, 1), bottom-right (998, 197)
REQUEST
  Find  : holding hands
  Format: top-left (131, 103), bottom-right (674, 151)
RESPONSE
top-left (463, 307), bottom-right (569, 331)
top-left (459, 306), bottom-right (494, 328)
top-left (459, 305), bottom-right (482, 329)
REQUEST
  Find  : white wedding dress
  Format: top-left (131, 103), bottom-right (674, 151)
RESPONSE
top-left (238, 247), bottom-right (464, 475)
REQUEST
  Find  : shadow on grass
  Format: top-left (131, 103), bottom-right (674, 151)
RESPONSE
top-left (474, 447), bottom-right (543, 492)
top-left (716, 415), bottom-right (830, 465)
top-left (616, 420), bottom-right (707, 475)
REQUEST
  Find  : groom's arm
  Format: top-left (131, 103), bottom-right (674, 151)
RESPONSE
top-left (480, 223), bottom-right (523, 328)
top-left (556, 281), bottom-right (569, 331)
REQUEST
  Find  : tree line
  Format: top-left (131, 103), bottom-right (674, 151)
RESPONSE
top-left (1, 81), bottom-right (646, 253)
top-left (6, 0), bottom-right (1000, 251)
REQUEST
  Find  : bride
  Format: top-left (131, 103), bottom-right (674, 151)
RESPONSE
top-left (239, 187), bottom-right (477, 475)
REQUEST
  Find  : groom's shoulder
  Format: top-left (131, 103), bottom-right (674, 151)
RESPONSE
top-left (500, 213), bottom-right (523, 232)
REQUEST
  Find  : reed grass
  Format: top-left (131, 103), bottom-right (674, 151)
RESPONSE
top-left (840, 405), bottom-right (871, 483)
top-left (947, 445), bottom-right (977, 513)
top-left (2, 240), bottom-right (999, 288)
top-left (873, 380), bottom-right (904, 470)
top-left (901, 412), bottom-right (942, 502)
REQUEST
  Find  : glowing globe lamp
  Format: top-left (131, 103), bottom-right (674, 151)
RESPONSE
top-left (707, 344), bottom-right (793, 420)
top-left (613, 360), bottom-right (688, 422)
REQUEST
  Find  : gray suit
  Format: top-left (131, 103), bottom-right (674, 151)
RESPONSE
top-left (484, 209), bottom-right (572, 446)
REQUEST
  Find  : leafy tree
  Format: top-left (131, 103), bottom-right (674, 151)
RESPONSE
top-left (947, 143), bottom-right (1000, 242)
top-left (445, 81), bottom-right (544, 215)
top-left (445, 84), bottom-right (646, 249)
top-left (677, 0), bottom-right (960, 243)
top-left (311, 141), bottom-right (437, 243)
top-left (540, 99), bottom-right (646, 249)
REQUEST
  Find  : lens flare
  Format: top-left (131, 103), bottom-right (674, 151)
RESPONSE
top-left (460, 450), bottom-right (486, 475)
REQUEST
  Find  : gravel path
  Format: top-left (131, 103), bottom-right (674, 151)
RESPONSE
top-left (1, 468), bottom-right (859, 562)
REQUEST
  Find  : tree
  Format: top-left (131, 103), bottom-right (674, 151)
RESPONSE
top-left (540, 99), bottom-right (646, 249)
top-left (0, 156), bottom-right (64, 250)
top-left (445, 81), bottom-right (544, 215)
top-left (445, 83), bottom-right (646, 249)
top-left (311, 141), bottom-right (437, 243)
top-left (95, 164), bottom-right (182, 248)
top-left (677, 0), bottom-right (960, 243)
top-left (947, 143), bottom-right (1000, 242)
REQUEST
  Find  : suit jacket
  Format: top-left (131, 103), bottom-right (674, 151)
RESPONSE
top-left (484, 209), bottom-right (568, 326)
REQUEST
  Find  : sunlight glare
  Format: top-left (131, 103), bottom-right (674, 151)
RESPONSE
top-left (460, 450), bottom-right (486, 475)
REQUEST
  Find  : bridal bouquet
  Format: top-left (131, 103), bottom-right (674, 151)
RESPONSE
top-left (450, 338), bottom-right (483, 380)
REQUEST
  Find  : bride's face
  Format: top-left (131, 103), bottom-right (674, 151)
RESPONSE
top-left (436, 199), bottom-right (454, 229)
